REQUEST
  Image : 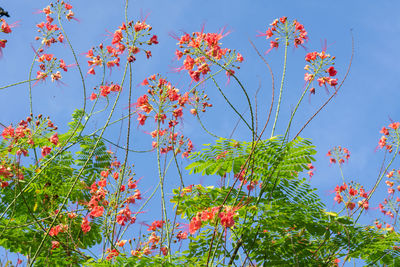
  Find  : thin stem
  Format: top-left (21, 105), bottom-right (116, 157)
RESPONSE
top-left (271, 37), bottom-right (289, 137)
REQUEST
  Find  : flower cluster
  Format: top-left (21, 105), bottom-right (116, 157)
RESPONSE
top-left (136, 74), bottom-right (207, 157)
top-left (378, 122), bottom-right (400, 152)
top-left (0, 159), bottom-right (23, 188)
top-left (304, 51), bottom-right (338, 94)
top-left (35, 53), bottom-right (70, 83)
top-left (377, 169), bottom-right (400, 223)
top-left (90, 82), bottom-right (122, 100)
top-left (378, 196), bottom-right (400, 221)
top-left (234, 167), bottom-right (260, 191)
top-left (85, 159), bottom-right (142, 228)
top-left (327, 146), bottom-right (350, 164)
top-left (259, 17), bottom-right (308, 53)
top-left (189, 205), bottom-right (239, 235)
top-left (86, 19), bottom-right (158, 76)
top-left (307, 163), bottom-right (315, 179)
top-left (35, 1), bottom-right (75, 48)
top-left (333, 182), bottom-right (369, 211)
top-left (0, 18), bottom-right (15, 56)
top-left (128, 220), bottom-right (170, 258)
top-left (174, 28), bottom-right (243, 82)
top-left (1, 114), bottom-right (59, 161)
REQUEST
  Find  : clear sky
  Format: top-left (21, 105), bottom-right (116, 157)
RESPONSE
top-left (1, 0), bottom-right (400, 264)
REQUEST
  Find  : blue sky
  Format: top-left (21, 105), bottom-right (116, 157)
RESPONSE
top-left (1, 0), bottom-right (400, 264)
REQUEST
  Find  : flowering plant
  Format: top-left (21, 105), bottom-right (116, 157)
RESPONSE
top-left (0, 2), bottom-right (399, 266)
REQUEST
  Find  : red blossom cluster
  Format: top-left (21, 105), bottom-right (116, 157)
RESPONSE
top-left (174, 28), bottom-right (243, 82)
top-left (307, 163), bottom-right (315, 179)
top-left (374, 220), bottom-right (395, 232)
top-left (35, 53), bottom-right (70, 83)
top-left (33, 2), bottom-right (75, 83)
top-left (86, 19), bottom-right (157, 76)
top-left (1, 114), bottom-right (58, 163)
top-left (304, 51), bottom-right (338, 95)
top-left (0, 160), bottom-right (24, 188)
top-left (377, 170), bottom-right (400, 223)
top-left (189, 205), bottom-right (239, 235)
top-left (259, 17), bottom-right (308, 53)
top-left (333, 182), bottom-right (369, 211)
top-left (0, 18), bottom-right (15, 56)
top-left (234, 168), bottom-right (260, 191)
top-left (35, 1), bottom-right (75, 47)
top-left (129, 220), bottom-right (171, 258)
top-left (86, 43), bottom-right (123, 76)
top-left (327, 146), bottom-right (350, 164)
top-left (84, 159), bottom-right (142, 230)
top-left (48, 223), bottom-right (69, 237)
top-left (136, 74), bottom-right (205, 157)
top-left (378, 197), bottom-right (400, 221)
top-left (378, 122), bottom-right (400, 152)
top-left (90, 83), bottom-right (122, 100)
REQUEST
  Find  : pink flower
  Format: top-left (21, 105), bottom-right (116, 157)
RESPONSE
top-left (304, 73), bottom-right (314, 82)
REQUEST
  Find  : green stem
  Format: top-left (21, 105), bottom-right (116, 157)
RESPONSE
top-left (271, 37), bottom-right (289, 137)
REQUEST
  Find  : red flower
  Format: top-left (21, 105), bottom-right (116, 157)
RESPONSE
top-left (81, 218), bottom-right (91, 233)
top-left (90, 92), bottom-right (97, 100)
top-left (137, 113), bottom-right (147, 125)
top-left (98, 179), bottom-right (107, 187)
top-left (51, 241), bottom-right (60, 250)
top-left (389, 122), bottom-right (400, 130)
top-left (346, 202), bottom-right (355, 210)
top-left (49, 225), bottom-right (61, 236)
top-left (380, 127), bottom-right (389, 135)
top-left (49, 133), bottom-right (58, 145)
top-left (148, 220), bottom-right (164, 231)
top-left (236, 53), bottom-right (244, 62)
top-left (148, 35), bottom-right (158, 45)
top-left (305, 52), bottom-right (318, 62)
top-left (189, 215), bottom-right (202, 234)
top-left (327, 66), bottom-right (337, 77)
top-left (90, 205), bottom-right (104, 218)
top-left (41, 146), bottom-right (52, 157)
top-left (219, 206), bottom-right (236, 228)
top-left (1, 19), bottom-right (12, 34)
top-left (176, 231), bottom-right (188, 241)
top-left (1, 126), bottom-right (14, 140)
top-left (87, 67), bottom-right (95, 75)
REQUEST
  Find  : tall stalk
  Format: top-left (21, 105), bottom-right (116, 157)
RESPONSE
top-left (271, 37), bottom-right (289, 137)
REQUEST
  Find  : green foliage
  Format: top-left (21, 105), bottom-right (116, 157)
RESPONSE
top-left (180, 137), bottom-right (400, 266)
top-left (0, 110), bottom-right (109, 265)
